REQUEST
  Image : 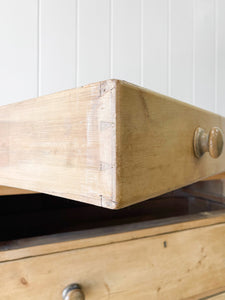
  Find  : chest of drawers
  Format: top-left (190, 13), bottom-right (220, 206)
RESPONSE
top-left (0, 80), bottom-right (225, 299)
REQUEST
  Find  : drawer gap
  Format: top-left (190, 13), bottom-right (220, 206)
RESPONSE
top-left (0, 182), bottom-right (225, 244)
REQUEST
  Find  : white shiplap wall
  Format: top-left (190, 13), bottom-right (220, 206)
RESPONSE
top-left (0, 0), bottom-right (224, 116)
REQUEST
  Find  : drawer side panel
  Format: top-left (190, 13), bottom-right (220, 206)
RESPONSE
top-left (0, 80), bottom-right (116, 208)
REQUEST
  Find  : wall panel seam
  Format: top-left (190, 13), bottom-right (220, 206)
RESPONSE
top-left (76, 0), bottom-right (79, 87)
top-left (37, 0), bottom-right (40, 97)
top-left (192, 0), bottom-right (196, 105)
top-left (167, 0), bottom-right (171, 96)
top-left (110, 0), bottom-right (113, 78)
top-left (140, 0), bottom-right (143, 86)
top-left (214, 0), bottom-right (218, 113)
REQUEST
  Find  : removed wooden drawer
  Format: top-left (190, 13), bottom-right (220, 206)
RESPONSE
top-left (0, 80), bottom-right (225, 208)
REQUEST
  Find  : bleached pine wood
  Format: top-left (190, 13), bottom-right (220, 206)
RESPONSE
top-left (187, 288), bottom-right (225, 300)
top-left (0, 210), bottom-right (224, 263)
top-left (207, 292), bottom-right (225, 299)
top-left (116, 80), bottom-right (225, 208)
top-left (0, 80), bottom-right (116, 208)
top-left (1, 221), bottom-right (225, 299)
top-left (0, 79), bottom-right (225, 208)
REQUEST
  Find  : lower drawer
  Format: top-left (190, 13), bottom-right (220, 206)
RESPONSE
top-left (1, 221), bottom-right (225, 300)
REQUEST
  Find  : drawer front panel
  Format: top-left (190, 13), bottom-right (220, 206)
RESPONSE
top-left (1, 222), bottom-right (225, 299)
top-left (116, 81), bottom-right (225, 208)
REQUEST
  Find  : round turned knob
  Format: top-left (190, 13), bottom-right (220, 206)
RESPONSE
top-left (194, 127), bottom-right (224, 158)
top-left (62, 284), bottom-right (85, 300)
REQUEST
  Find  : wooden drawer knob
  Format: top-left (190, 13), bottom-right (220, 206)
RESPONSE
top-left (62, 284), bottom-right (85, 300)
top-left (194, 127), bottom-right (224, 158)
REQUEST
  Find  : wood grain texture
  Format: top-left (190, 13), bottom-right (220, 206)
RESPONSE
top-left (206, 292), bottom-right (225, 299)
top-left (0, 80), bottom-right (116, 208)
top-left (1, 221), bottom-right (225, 299)
top-left (186, 288), bottom-right (225, 300)
top-left (116, 81), bottom-right (225, 208)
top-left (0, 209), bottom-right (224, 263)
top-left (1, 79), bottom-right (225, 208)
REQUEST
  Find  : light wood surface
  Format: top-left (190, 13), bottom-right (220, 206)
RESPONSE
top-left (0, 186), bottom-right (35, 196)
top-left (0, 79), bottom-right (225, 208)
top-left (207, 292), bottom-right (225, 299)
top-left (0, 209), bottom-right (224, 263)
top-left (186, 288), bottom-right (225, 300)
top-left (116, 81), bottom-right (225, 208)
top-left (1, 221), bottom-right (225, 299)
top-left (0, 80), bottom-right (116, 208)
top-left (203, 172), bottom-right (225, 181)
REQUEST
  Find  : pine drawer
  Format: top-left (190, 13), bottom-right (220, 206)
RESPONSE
top-left (0, 80), bottom-right (225, 209)
top-left (1, 214), bottom-right (225, 300)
